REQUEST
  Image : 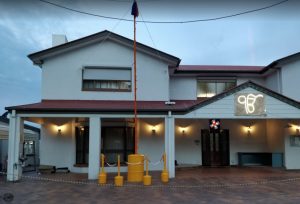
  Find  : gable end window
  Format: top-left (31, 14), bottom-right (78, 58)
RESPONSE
top-left (197, 80), bottom-right (236, 98)
top-left (82, 67), bottom-right (132, 92)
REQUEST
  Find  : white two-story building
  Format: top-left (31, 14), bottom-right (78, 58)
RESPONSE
top-left (6, 30), bottom-right (300, 181)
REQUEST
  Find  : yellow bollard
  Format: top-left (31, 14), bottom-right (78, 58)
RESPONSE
top-left (98, 154), bottom-right (107, 185)
top-left (143, 157), bottom-right (152, 186)
top-left (114, 155), bottom-right (124, 187)
top-left (127, 154), bottom-right (144, 182)
top-left (161, 152), bottom-right (169, 183)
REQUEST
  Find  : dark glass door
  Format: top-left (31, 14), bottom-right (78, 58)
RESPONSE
top-left (75, 127), bottom-right (89, 165)
top-left (201, 129), bottom-right (229, 166)
top-left (102, 127), bottom-right (135, 164)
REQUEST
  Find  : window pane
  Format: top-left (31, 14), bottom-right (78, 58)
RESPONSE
top-left (198, 82), bottom-right (216, 97)
top-left (95, 81), bottom-right (101, 89)
top-left (101, 81), bottom-right (108, 89)
top-left (83, 80), bottom-right (94, 89)
top-left (216, 83), bottom-right (226, 94)
top-left (119, 81), bottom-right (131, 90)
top-left (88, 81), bottom-right (94, 89)
top-left (225, 82), bottom-right (235, 90)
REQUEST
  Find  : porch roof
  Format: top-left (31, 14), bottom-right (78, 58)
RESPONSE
top-left (5, 81), bottom-right (300, 115)
top-left (5, 100), bottom-right (200, 114)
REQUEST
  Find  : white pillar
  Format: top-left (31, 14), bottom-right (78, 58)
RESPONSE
top-left (88, 116), bottom-right (101, 179)
top-left (165, 114), bottom-right (175, 178)
top-left (7, 111), bottom-right (23, 181)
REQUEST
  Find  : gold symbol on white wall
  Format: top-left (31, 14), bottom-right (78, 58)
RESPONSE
top-left (237, 94), bottom-right (264, 114)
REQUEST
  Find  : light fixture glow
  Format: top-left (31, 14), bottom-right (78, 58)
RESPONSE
top-left (149, 125), bottom-right (160, 135)
top-left (152, 126), bottom-right (157, 135)
top-left (179, 127), bottom-right (187, 135)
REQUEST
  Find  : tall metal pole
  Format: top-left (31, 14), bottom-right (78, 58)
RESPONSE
top-left (133, 15), bottom-right (138, 153)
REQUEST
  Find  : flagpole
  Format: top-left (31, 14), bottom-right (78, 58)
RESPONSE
top-left (133, 12), bottom-right (138, 154)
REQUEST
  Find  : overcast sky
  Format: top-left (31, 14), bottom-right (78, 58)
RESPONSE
top-left (0, 0), bottom-right (300, 114)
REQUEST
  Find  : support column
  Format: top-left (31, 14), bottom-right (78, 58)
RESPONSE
top-left (165, 113), bottom-right (175, 178)
top-left (7, 110), bottom-right (23, 181)
top-left (88, 116), bottom-right (101, 179)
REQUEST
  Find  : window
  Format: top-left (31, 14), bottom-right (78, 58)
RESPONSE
top-left (82, 67), bottom-right (131, 91)
top-left (102, 127), bottom-right (135, 164)
top-left (197, 80), bottom-right (236, 98)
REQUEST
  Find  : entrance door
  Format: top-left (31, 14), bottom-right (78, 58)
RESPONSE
top-left (102, 127), bottom-right (135, 164)
top-left (201, 129), bottom-right (229, 166)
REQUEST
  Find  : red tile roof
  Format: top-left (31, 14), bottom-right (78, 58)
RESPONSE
top-left (5, 81), bottom-right (300, 114)
top-left (177, 65), bottom-right (265, 72)
top-left (6, 100), bottom-right (201, 113)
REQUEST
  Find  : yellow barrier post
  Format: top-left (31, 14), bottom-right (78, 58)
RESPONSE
top-left (98, 154), bottom-right (107, 185)
top-left (161, 152), bottom-right (169, 183)
top-left (114, 155), bottom-right (124, 187)
top-left (143, 157), bottom-right (152, 186)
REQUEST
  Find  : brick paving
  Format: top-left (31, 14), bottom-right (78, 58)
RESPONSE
top-left (1, 167), bottom-right (300, 203)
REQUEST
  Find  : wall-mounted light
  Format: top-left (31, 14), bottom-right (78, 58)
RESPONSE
top-left (247, 126), bottom-right (252, 137)
top-left (285, 123), bottom-right (292, 128)
top-left (55, 125), bottom-right (65, 136)
top-left (151, 126), bottom-right (157, 135)
top-left (285, 123), bottom-right (300, 135)
top-left (57, 128), bottom-right (62, 136)
top-left (179, 127), bottom-right (188, 136)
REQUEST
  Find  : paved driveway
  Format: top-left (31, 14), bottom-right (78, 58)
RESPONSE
top-left (1, 167), bottom-right (300, 204)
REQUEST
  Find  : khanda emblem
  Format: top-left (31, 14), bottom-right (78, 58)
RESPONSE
top-left (237, 94), bottom-right (264, 114)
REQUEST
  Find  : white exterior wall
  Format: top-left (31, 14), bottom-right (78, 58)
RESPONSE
top-left (40, 119), bottom-right (76, 170)
top-left (175, 119), bottom-right (203, 165)
top-left (266, 120), bottom-right (285, 152)
top-left (138, 118), bottom-right (164, 171)
top-left (42, 40), bottom-right (170, 101)
top-left (265, 70), bottom-right (281, 93)
top-left (226, 119), bottom-right (268, 165)
top-left (175, 119), bottom-right (269, 166)
top-left (237, 77), bottom-right (265, 86)
top-left (281, 60), bottom-right (300, 101)
top-left (169, 77), bottom-right (197, 100)
top-left (284, 119), bottom-right (300, 169)
top-left (39, 117), bottom-right (167, 173)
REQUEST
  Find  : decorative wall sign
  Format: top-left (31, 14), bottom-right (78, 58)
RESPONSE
top-left (235, 93), bottom-right (265, 116)
top-left (209, 119), bottom-right (220, 131)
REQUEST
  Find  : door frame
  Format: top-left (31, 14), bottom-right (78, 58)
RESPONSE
top-left (201, 129), bottom-right (230, 167)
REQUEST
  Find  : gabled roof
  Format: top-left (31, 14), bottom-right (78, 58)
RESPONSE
top-left (176, 65), bottom-right (265, 73)
top-left (174, 65), bottom-right (267, 76)
top-left (28, 30), bottom-right (181, 67)
top-left (265, 51), bottom-right (300, 69)
top-left (174, 51), bottom-right (300, 76)
top-left (5, 81), bottom-right (300, 115)
top-left (188, 81), bottom-right (300, 112)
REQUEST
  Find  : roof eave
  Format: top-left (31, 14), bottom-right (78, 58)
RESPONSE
top-left (27, 30), bottom-right (181, 67)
